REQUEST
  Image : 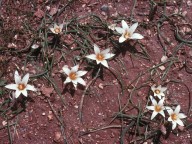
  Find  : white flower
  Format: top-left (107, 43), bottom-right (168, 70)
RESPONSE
top-left (115, 20), bottom-right (144, 43)
top-left (31, 44), bottom-right (39, 49)
top-left (5, 71), bottom-right (36, 98)
top-left (151, 85), bottom-right (167, 99)
top-left (167, 105), bottom-right (187, 130)
top-left (62, 65), bottom-right (87, 88)
top-left (50, 23), bottom-right (63, 34)
top-left (86, 44), bottom-right (115, 68)
top-left (108, 23), bottom-right (117, 31)
top-left (146, 96), bottom-right (165, 120)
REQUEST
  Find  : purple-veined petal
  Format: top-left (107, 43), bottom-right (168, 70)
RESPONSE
top-left (130, 33), bottom-right (144, 39)
top-left (168, 116), bottom-right (172, 122)
top-left (151, 98), bottom-right (157, 106)
top-left (59, 24), bottom-right (64, 30)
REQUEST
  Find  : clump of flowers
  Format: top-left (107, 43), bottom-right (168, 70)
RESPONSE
top-left (5, 71), bottom-right (36, 98)
top-left (115, 20), bottom-right (144, 43)
top-left (86, 44), bottom-right (115, 68)
top-left (50, 23), bottom-right (63, 34)
top-left (62, 64), bottom-right (87, 89)
top-left (146, 85), bottom-right (187, 130)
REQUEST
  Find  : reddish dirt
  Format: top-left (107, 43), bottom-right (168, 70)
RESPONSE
top-left (0, 0), bottom-right (192, 144)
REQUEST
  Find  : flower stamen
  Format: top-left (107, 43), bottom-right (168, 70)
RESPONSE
top-left (96, 54), bottom-right (104, 61)
top-left (155, 105), bottom-right (162, 112)
top-left (54, 28), bottom-right (61, 33)
top-left (155, 89), bottom-right (160, 94)
top-left (124, 30), bottom-right (131, 39)
top-left (69, 72), bottom-right (77, 80)
top-left (171, 113), bottom-right (177, 121)
top-left (18, 84), bottom-right (26, 90)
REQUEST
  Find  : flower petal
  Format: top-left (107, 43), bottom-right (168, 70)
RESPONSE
top-left (94, 44), bottom-right (100, 54)
top-left (119, 36), bottom-right (126, 43)
top-left (59, 24), bottom-right (64, 30)
top-left (76, 77), bottom-right (86, 86)
top-left (151, 111), bottom-right (158, 120)
top-left (115, 27), bottom-right (124, 34)
top-left (129, 22), bottom-right (138, 34)
top-left (122, 20), bottom-right (129, 29)
top-left (151, 98), bottom-right (157, 106)
top-left (159, 110), bottom-right (165, 117)
top-left (71, 65), bottom-right (79, 72)
top-left (50, 28), bottom-right (55, 34)
top-left (62, 65), bottom-right (71, 75)
top-left (22, 89), bottom-right (28, 97)
top-left (172, 122), bottom-right (177, 130)
top-left (175, 105), bottom-right (181, 114)
top-left (151, 85), bottom-right (156, 91)
top-left (178, 113), bottom-right (187, 119)
top-left (168, 116), bottom-right (172, 122)
top-left (86, 54), bottom-right (96, 60)
top-left (161, 87), bottom-right (167, 92)
top-left (22, 73), bottom-right (29, 85)
top-left (100, 60), bottom-right (109, 68)
top-left (146, 106), bottom-right (154, 111)
top-left (104, 53), bottom-right (115, 59)
top-left (101, 48), bottom-right (110, 55)
top-left (166, 108), bottom-right (173, 115)
top-left (64, 77), bottom-right (71, 84)
top-left (76, 71), bottom-right (87, 77)
top-left (15, 71), bottom-right (21, 84)
top-left (158, 97), bottom-right (165, 106)
top-left (15, 90), bottom-right (22, 98)
top-left (26, 84), bottom-right (36, 91)
top-left (175, 119), bottom-right (184, 126)
top-left (130, 33), bottom-right (144, 39)
top-left (5, 84), bottom-right (18, 90)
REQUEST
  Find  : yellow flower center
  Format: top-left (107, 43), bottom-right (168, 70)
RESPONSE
top-left (155, 89), bottom-right (160, 94)
top-left (124, 30), bottom-right (131, 39)
top-left (171, 113), bottom-right (177, 121)
top-left (18, 84), bottom-right (26, 90)
top-left (96, 53), bottom-right (104, 61)
top-left (54, 27), bottom-right (61, 33)
top-left (69, 72), bottom-right (77, 80)
top-left (155, 105), bottom-right (162, 112)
